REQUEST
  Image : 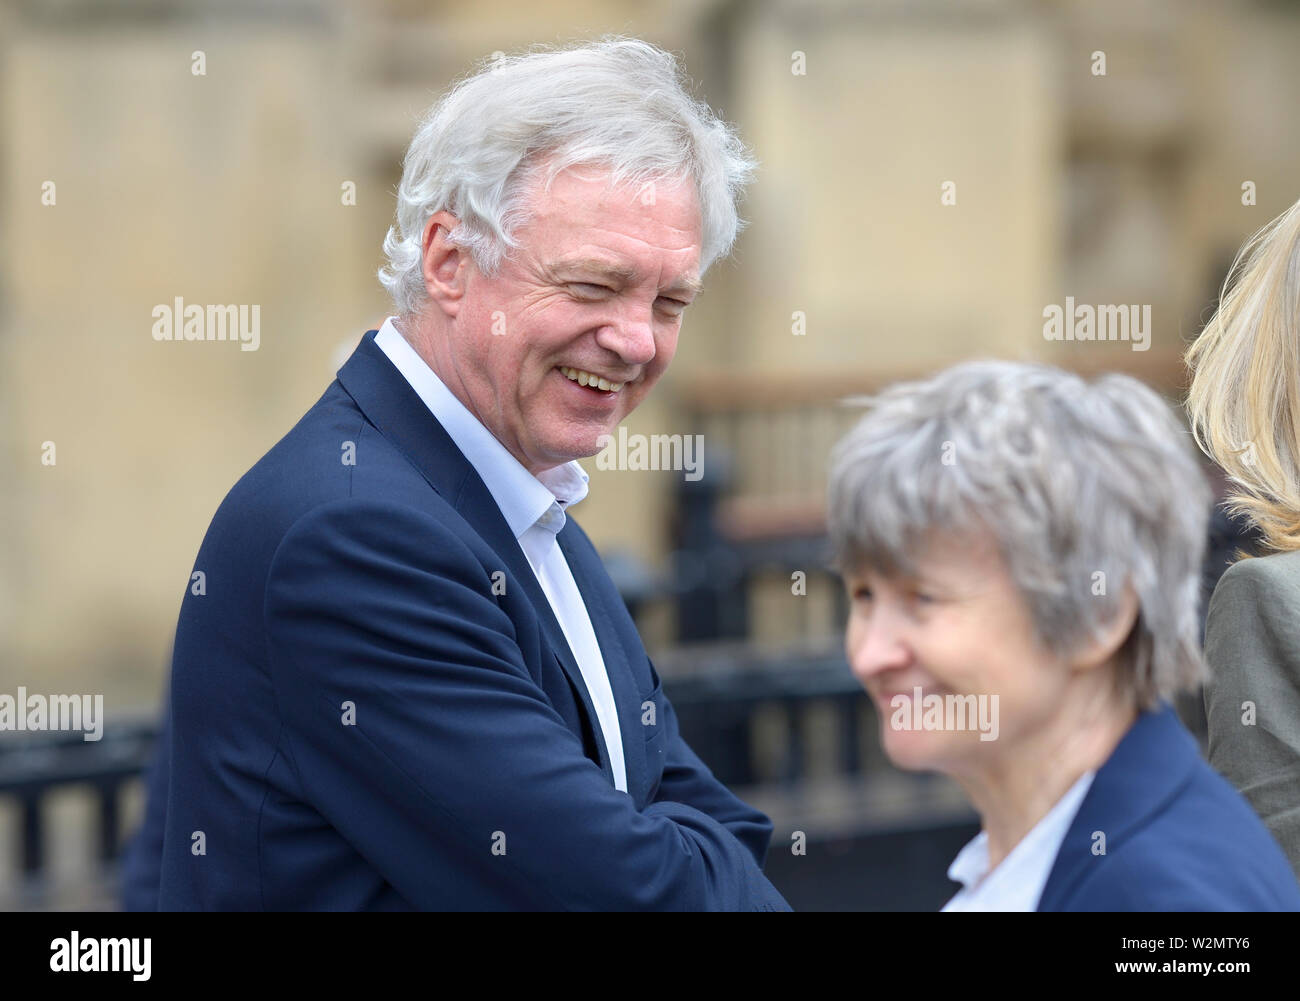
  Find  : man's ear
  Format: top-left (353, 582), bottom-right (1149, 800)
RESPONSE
top-left (421, 210), bottom-right (468, 316)
top-left (1070, 582), bottom-right (1140, 673)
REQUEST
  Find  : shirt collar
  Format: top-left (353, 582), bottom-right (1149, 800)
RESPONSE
top-left (945, 769), bottom-right (1095, 906)
top-left (373, 316), bottom-right (589, 539)
top-left (946, 830), bottom-right (992, 890)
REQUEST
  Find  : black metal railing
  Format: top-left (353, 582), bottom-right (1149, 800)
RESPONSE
top-left (0, 717), bottom-right (157, 879)
top-left (0, 655), bottom-right (972, 910)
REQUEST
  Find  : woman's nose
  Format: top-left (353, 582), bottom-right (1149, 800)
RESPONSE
top-left (847, 613), bottom-right (912, 687)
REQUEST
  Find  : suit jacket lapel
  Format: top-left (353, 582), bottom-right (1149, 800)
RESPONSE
top-left (451, 472), bottom-right (617, 787)
top-left (558, 525), bottom-right (650, 806)
top-left (336, 331), bottom-right (616, 785)
top-left (1037, 706), bottom-right (1198, 910)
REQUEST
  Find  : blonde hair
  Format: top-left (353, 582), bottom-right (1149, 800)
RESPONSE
top-left (1186, 197), bottom-right (1300, 554)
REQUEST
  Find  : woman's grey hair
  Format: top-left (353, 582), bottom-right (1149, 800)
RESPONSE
top-left (378, 36), bottom-right (758, 317)
top-left (827, 360), bottom-right (1212, 709)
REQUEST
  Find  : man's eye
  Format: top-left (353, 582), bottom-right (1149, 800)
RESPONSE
top-left (656, 298), bottom-right (689, 316)
top-left (851, 586), bottom-right (872, 602)
top-left (569, 283), bottom-right (613, 298)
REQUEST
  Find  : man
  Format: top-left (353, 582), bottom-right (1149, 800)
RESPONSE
top-left (140, 37), bottom-right (790, 910)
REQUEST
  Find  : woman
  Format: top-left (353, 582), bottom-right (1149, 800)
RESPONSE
top-left (1186, 196), bottom-right (1300, 877)
top-left (827, 359), bottom-right (1299, 910)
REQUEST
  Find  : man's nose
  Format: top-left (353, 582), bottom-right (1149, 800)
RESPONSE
top-left (847, 612), bottom-right (912, 687)
top-left (597, 300), bottom-right (657, 367)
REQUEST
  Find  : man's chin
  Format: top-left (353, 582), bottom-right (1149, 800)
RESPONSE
top-left (572, 425), bottom-right (622, 457)
top-left (532, 433), bottom-right (615, 469)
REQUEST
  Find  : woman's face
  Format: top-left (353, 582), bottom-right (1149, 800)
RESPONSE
top-left (842, 527), bottom-right (1072, 776)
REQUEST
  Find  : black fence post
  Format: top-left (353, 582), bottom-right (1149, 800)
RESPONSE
top-left (20, 791), bottom-right (43, 876)
top-left (673, 444), bottom-right (749, 642)
top-left (97, 779), bottom-right (122, 862)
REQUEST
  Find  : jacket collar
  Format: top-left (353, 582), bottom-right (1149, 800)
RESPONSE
top-left (335, 330), bottom-right (636, 792)
top-left (1037, 704), bottom-right (1198, 910)
top-left (370, 317), bottom-right (590, 538)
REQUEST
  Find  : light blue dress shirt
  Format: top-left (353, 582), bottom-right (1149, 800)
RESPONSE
top-left (943, 770), bottom-right (1095, 911)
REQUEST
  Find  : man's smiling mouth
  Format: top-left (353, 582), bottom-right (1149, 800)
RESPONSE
top-left (559, 365), bottom-right (624, 392)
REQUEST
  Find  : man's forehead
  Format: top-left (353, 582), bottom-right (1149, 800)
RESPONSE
top-left (513, 164), bottom-right (702, 284)
top-left (525, 164), bottom-right (700, 231)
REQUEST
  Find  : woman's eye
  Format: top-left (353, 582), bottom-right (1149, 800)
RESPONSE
top-left (852, 587), bottom-right (872, 602)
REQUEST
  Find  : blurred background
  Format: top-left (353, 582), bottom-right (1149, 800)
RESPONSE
top-left (1, 0), bottom-right (1294, 910)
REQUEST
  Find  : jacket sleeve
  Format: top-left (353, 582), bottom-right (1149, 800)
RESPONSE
top-left (645, 660), bottom-right (778, 872)
top-left (263, 497), bottom-right (788, 910)
top-left (1204, 556), bottom-right (1300, 878)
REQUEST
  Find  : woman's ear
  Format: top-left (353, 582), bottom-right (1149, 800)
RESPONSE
top-left (1070, 582), bottom-right (1140, 673)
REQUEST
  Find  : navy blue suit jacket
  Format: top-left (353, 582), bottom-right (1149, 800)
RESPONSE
top-left (152, 330), bottom-right (789, 910)
top-left (1037, 706), bottom-right (1300, 910)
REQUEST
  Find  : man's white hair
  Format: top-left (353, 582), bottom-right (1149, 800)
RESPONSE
top-left (378, 36), bottom-right (758, 317)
